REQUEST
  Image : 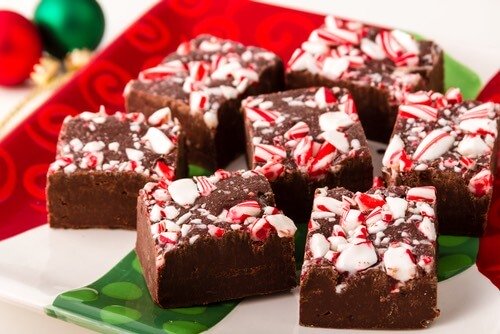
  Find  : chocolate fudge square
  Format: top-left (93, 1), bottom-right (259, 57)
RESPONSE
top-left (286, 15), bottom-right (443, 142)
top-left (382, 88), bottom-right (499, 236)
top-left (136, 170), bottom-right (297, 308)
top-left (300, 186), bottom-right (439, 329)
top-left (242, 87), bottom-right (372, 224)
top-left (125, 34), bottom-right (284, 170)
top-left (47, 108), bottom-right (187, 229)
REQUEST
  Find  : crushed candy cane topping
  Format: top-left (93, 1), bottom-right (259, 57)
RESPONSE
top-left (302, 186), bottom-right (437, 287)
top-left (243, 87), bottom-right (369, 181)
top-left (287, 15), bottom-right (442, 104)
top-left (140, 170), bottom-right (297, 256)
top-left (48, 106), bottom-right (181, 181)
top-left (383, 88), bottom-right (499, 197)
top-left (127, 34), bottom-right (280, 130)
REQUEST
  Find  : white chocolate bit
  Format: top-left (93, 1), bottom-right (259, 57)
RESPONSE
top-left (335, 242), bottom-right (377, 274)
top-left (168, 179), bottom-right (200, 206)
top-left (385, 197), bottom-right (408, 219)
top-left (310, 233), bottom-right (330, 258)
top-left (384, 245), bottom-right (417, 282)
top-left (69, 138), bottom-right (83, 152)
top-left (266, 214), bottom-right (297, 237)
top-left (82, 141), bottom-right (105, 152)
top-left (108, 142), bottom-right (119, 152)
top-left (142, 127), bottom-right (174, 155)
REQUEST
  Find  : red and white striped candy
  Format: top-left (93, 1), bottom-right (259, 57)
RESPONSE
top-left (341, 209), bottom-right (364, 232)
top-left (143, 127), bottom-right (174, 155)
top-left (360, 38), bottom-right (385, 60)
top-left (413, 129), bottom-right (454, 161)
top-left (459, 156), bottom-right (476, 170)
top-left (322, 130), bottom-right (350, 153)
top-left (459, 102), bottom-right (495, 121)
top-left (394, 52), bottom-right (419, 67)
top-left (227, 200), bottom-right (261, 223)
top-left (255, 161), bottom-right (285, 181)
top-left (468, 169), bottom-right (492, 197)
top-left (332, 224), bottom-right (346, 238)
top-left (308, 142), bottom-right (336, 176)
top-left (284, 121), bottom-right (310, 140)
top-left (314, 87), bottom-right (337, 108)
top-left (365, 206), bottom-right (383, 227)
top-left (287, 48), bottom-right (314, 71)
top-left (207, 224), bottom-right (225, 238)
top-left (158, 231), bottom-right (178, 245)
top-left (245, 107), bottom-right (280, 123)
top-left (391, 30), bottom-right (420, 54)
top-left (148, 107), bottom-right (171, 126)
top-left (293, 136), bottom-right (313, 166)
top-left (383, 245), bottom-right (417, 282)
top-left (188, 61), bottom-right (210, 82)
top-left (382, 135), bottom-right (404, 167)
top-left (339, 93), bottom-right (357, 115)
top-left (354, 192), bottom-right (385, 211)
top-left (266, 214), bottom-right (296, 238)
top-left (251, 217), bottom-right (273, 241)
top-left (405, 91), bottom-right (431, 105)
top-left (445, 87), bottom-right (463, 104)
top-left (194, 176), bottom-right (216, 196)
top-left (189, 91), bottom-right (209, 113)
top-left (376, 30), bottom-right (403, 60)
top-left (139, 61), bottom-right (186, 81)
top-left (176, 41), bottom-right (191, 55)
top-left (398, 104), bottom-right (438, 121)
top-left (314, 27), bottom-right (360, 46)
top-left (254, 143), bottom-right (286, 163)
top-left (313, 195), bottom-right (343, 215)
top-left (406, 186), bottom-right (436, 203)
top-left (335, 240), bottom-right (377, 274)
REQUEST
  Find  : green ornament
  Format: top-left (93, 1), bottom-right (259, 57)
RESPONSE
top-left (34, 0), bottom-right (105, 58)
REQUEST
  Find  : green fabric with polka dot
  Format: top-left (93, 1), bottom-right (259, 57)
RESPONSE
top-left (45, 51), bottom-right (482, 333)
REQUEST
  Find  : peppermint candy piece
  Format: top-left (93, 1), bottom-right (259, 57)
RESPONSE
top-left (287, 48), bottom-right (316, 72)
top-left (254, 143), bottom-right (286, 163)
top-left (245, 107), bottom-right (280, 123)
top-left (406, 186), bottom-right (436, 203)
top-left (168, 179), bottom-right (200, 206)
top-left (413, 129), bottom-right (454, 162)
top-left (314, 87), bottom-right (337, 108)
top-left (207, 224), bottom-right (225, 238)
top-left (322, 57), bottom-right (349, 81)
top-left (398, 104), bottom-right (437, 121)
top-left (459, 118), bottom-right (497, 136)
top-left (82, 141), bottom-right (105, 152)
top-left (457, 135), bottom-right (490, 158)
top-left (468, 169), bottom-right (492, 197)
top-left (383, 245), bottom-right (417, 282)
top-left (125, 148), bottom-right (144, 161)
top-left (445, 87), bottom-right (463, 104)
top-left (227, 200), bottom-right (261, 223)
top-left (360, 38), bottom-right (385, 60)
top-left (391, 30), bottom-right (420, 55)
top-left (143, 127), bottom-right (174, 155)
top-left (194, 176), bottom-right (216, 196)
top-left (139, 60), bottom-right (186, 81)
top-left (417, 217), bottom-right (437, 241)
top-left (203, 111), bottom-right (218, 129)
top-left (154, 160), bottom-right (174, 180)
top-left (284, 121), bottom-right (310, 140)
top-left (459, 102), bottom-right (495, 121)
top-left (318, 25), bottom-right (360, 45)
top-left (266, 214), bottom-right (297, 238)
top-left (322, 130), bottom-right (350, 153)
top-left (190, 91), bottom-right (209, 113)
top-left (308, 142), bottom-right (337, 176)
top-left (382, 135), bottom-right (405, 167)
top-left (309, 233), bottom-right (330, 258)
top-left (376, 30), bottom-right (403, 60)
top-left (354, 193), bottom-right (385, 211)
top-left (158, 231), bottom-right (178, 245)
top-left (251, 217), bottom-right (273, 241)
top-left (148, 107), bottom-right (172, 126)
top-left (293, 136), bottom-right (313, 167)
top-left (341, 209), bottom-right (364, 232)
top-left (405, 92), bottom-right (431, 105)
top-left (335, 241), bottom-right (377, 274)
top-left (255, 161), bottom-right (285, 181)
top-left (188, 61), bottom-right (209, 82)
top-left (385, 197), bottom-right (408, 219)
top-left (313, 195), bottom-right (343, 215)
top-left (319, 111), bottom-right (354, 132)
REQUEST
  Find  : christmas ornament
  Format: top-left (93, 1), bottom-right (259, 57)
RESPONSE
top-left (0, 10), bottom-right (43, 86)
top-left (34, 0), bottom-right (105, 58)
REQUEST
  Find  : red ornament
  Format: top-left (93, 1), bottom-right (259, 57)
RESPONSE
top-left (0, 11), bottom-right (42, 86)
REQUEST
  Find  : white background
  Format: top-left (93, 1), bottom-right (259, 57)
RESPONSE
top-left (0, 0), bottom-right (499, 333)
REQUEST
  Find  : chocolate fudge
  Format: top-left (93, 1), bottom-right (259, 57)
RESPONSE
top-left (136, 170), bottom-right (297, 308)
top-left (382, 88), bottom-right (499, 236)
top-left (286, 15), bottom-right (443, 142)
top-left (300, 186), bottom-right (439, 329)
top-left (47, 107), bottom-right (187, 229)
top-left (242, 87), bottom-right (372, 224)
top-left (125, 34), bottom-right (284, 170)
